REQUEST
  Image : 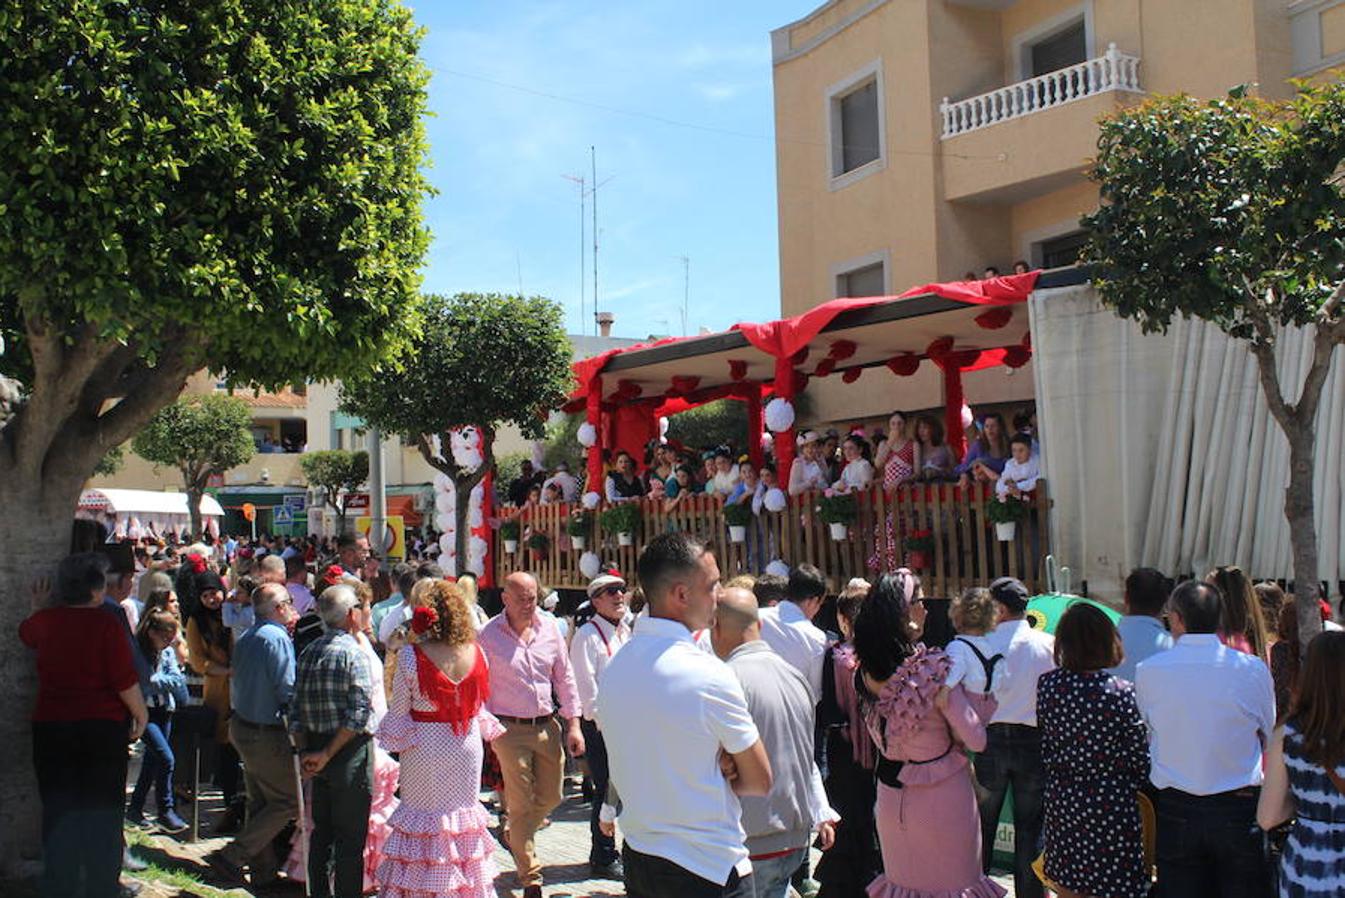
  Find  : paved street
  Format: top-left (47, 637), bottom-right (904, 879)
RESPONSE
top-left (122, 755), bottom-right (1016, 898)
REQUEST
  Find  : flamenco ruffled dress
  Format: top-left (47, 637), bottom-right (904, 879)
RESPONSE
top-left (375, 643), bottom-right (504, 898)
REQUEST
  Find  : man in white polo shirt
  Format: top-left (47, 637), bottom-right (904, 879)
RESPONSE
top-left (598, 532), bottom-right (772, 898)
top-left (1135, 579), bottom-right (1275, 897)
top-left (757, 562), bottom-right (829, 702)
top-left (569, 569), bottom-right (632, 878)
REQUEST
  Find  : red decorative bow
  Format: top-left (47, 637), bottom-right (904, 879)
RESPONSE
top-left (813, 358), bottom-right (836, 377)
top-left (728, 359), bottom-right (748, 381)
top-left (828, 339), bottom-right (857, 360)
top-left (974, 308), bottom-right (1013, 330)
top-left (842, 368), bottom-right (863, 384)
top-left (886, 355), bottom-right (920, 377)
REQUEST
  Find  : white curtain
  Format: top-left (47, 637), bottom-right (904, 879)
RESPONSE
top-left (1030, 284), bottom-right (1344, 602)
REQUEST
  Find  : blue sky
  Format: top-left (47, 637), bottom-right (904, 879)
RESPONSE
top-left (411, 1), bottom-right (818, 340)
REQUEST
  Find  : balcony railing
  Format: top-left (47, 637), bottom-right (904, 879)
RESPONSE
top-left (495, 482), bottom-right (1052, 598)
top-left (940, 43), bottom-right (1141, 139)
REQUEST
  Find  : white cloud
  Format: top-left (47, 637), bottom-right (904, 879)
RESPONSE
top-left (696, 83), bottom-right (743, 102)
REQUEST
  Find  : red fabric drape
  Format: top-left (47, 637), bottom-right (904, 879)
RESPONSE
top-left (585, 375), bottom-right (603, 494)
top-left (937, 360), bottom-right (967, 461)
top-left (772, 354), bottom-right (797, 484)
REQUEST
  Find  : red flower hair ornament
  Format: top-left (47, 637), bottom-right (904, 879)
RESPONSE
top-left (187, 553), bottom-right (208, 574)
top-left (410, 606), bottom-right (439, 636)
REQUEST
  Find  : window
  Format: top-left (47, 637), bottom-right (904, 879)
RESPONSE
top-left (827, 61), bottom-right (884, 186)
top-left (1029, 19), bottom-right (1087, 77)
top-left (1037, 230), bottom-right (1089, 269)
top-left (835, 81), bottom-right (880, 175)
top-left (836, 262), bottom-right (885, 298)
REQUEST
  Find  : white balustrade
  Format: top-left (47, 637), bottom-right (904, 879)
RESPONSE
top-left (940, 43), bottom-right (1141, 139)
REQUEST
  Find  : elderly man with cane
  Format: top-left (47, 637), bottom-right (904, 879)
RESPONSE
top-left (292, 583), bottom-right (375, 898)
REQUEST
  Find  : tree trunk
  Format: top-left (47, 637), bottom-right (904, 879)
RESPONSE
top-left (187, 483), bottom-right (203, 542)
top-left (453, 440), bottom-right (491, 576)
top-left (1283, 424), bottom-right (1325, 653)
top-left (0, 460), bottom-right (92, 879)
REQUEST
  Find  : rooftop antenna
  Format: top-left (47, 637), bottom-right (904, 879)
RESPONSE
top-left (591, 146), bottom-right (599, 336)
top-left (560, 173), bottom-right (586, 328)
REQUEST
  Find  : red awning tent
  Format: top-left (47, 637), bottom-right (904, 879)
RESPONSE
top-left (566, 272), bottom-right (1039, 490)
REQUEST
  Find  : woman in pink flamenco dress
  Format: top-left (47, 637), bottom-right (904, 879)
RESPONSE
top-left (853, 571), bottom-right (1004, 898)
top-left (376, 579), bottom-right (504, 898)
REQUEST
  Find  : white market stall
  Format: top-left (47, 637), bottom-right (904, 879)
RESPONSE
top-left (77, 488), bottom-right (225, 540)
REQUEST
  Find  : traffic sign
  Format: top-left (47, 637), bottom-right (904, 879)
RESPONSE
top-left (284, 494), bottom-right (307, 512)
top-left (272, 505), bottom-right (293, 525)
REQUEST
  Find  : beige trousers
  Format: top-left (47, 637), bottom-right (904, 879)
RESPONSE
top-left (492, 717), bottom-right (565, 886)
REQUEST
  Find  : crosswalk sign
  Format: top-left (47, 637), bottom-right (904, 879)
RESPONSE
top-left (272, 505), bottom-right (293, 525)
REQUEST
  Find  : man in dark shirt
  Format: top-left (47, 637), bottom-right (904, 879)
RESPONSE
top-left (508, 460), bottom-right (541, 506)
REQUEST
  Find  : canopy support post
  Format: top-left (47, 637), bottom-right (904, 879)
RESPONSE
top-left (939, 360), bottom-right (967, 462)
top-left (586, 375), bottom-right (604, 496)
top-left (745, 390), bottom-right (764, 468)
top-left (772, 355), bottom-right (796, 485)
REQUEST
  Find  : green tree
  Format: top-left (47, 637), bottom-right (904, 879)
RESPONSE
top-left (667, 399), bottom-right (750, 452)
top-left (92, 445), bottom-right (124, 478)
top-left (300, 449), bottom-right (370, 536)
top-left (341, 293), bottom-right (574, 568)
top-left (1083, 84), bottom-right (1345, 651)
top-left (132, 395), bottom-right (256, 539)
top-left (0, 0), bottom-right (430, 871)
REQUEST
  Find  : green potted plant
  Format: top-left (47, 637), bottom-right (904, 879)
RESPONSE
top-left (817, 491), bottom-right (858, 541)
top-left (526, 530), bottom-right (550, 560)
top-left (499, 517), bottom-right (521, 553)
top-left (567, 510), bottom-right (593, 550)
top-left (723, 502), bottom-right (753, 543)
top-left (904, 528), bottom-right (935, 569)
top-left (600, 502), bottom-right (641, 546)
top-left (986, 495), bottom-right (1029, 541)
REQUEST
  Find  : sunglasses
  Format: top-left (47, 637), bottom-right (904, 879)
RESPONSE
top-left (596, 585), bottom-right (627, 597)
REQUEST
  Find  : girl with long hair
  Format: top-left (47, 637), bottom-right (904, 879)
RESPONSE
top-left (1258, 631), bottom-right (1345, 896)
top-left (126, 611), bottom-right (190, 833)
top-left (1207, 565), bottom-right (1270, 661)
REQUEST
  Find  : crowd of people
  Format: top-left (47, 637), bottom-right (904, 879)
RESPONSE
top-left (503, 405), bottom-right (1042, 516)
top-left (19, 522), bottom-right (1345, 898)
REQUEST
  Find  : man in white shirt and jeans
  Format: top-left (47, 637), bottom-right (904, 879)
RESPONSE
top-left (598, 532), bottom-right (772, 898)
top-left (569, 570), bottom-right (632, 878)
top-left (975, 576), bottom-right (1054, 898)
top-left (1135, 579), bottom-right (1275, 897)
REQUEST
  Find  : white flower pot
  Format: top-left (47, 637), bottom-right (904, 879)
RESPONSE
top-left (571, 535), bottom-right (586, 550)
top-left (503, 539), bottom-right (518, 553)
top-left (829, 522), bottom-right (848, 541)
top-left (729, 525), bottom-right (747, 543)
top-left (995, 521), bottom-right (1017, 542)
top-left (617, 531), bottom-right (634, 546)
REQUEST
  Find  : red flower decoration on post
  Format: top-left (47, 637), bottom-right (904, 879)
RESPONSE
top-left (410, 606), bottom-right (438, 635)
top-left (925, 336), bottom-right (955, 360)
top-left (974, 308), bottom-right (1013, 330)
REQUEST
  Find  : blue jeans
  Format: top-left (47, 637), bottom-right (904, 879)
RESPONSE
top-left (975, 723), bottom-right (1045, 898)
top-left (129, 708), bottom-right (175, 816)
top-left (1154, 788), bottom-right (1271, 898)
top-left (750, 847), bottom-right (807, 898)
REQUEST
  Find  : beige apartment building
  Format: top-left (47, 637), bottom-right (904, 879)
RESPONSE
top-left (769, 0), bottom-right (1343, 422)
top-left (772, 0), bottom-right (1343, 310)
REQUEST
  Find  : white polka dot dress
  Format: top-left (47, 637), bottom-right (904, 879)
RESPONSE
top-left (1038, 669), bottom-right (1151, 898)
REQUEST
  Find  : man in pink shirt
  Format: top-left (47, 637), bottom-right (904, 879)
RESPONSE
top-left (478, 571), bottom-right (585, 898)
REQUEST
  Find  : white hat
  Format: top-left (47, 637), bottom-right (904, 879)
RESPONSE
top-left (586, 572), bottom-right (627, 598)
top-left (541, 590), bottom-right (560, 611)
top-left (797, 430), bottom-right (820, 446)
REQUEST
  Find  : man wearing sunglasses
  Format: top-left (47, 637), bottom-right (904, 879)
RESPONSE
top-left (570, 571), bottom-right (634, 879)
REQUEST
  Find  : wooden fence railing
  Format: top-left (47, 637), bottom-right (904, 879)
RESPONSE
top-left (494, 482), bottom-right (1051, 597)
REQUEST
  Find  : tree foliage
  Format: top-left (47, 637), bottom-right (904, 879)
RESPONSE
top-left (1083, 85), bottom-right (1345, 338)
top-left (1083, 84), bottom-right (1345, 651)
top-left (92, 445), bottom-right (124, 478)
top-left (667, 399), bottom-right (750, 453)
top-left (132, 393), bottom-right (255, 534)
top-left (300, 449), bottom-right (369, 533)
top-left (340, 293), bottom-right (574, 563)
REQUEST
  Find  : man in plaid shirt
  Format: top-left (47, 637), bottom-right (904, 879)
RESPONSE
top-left (293, 583), bottom-right (373, 898)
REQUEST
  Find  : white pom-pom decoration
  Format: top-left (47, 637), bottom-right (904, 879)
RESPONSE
top-left (467, 536), bottom-right (488, 576)
top-left (960, 404), bottom-right (974, 431)
top-left (763, 488), bottom-right (788, 513)
top-left (449, 426), bottom-right (483, 472)
top-left (438, 534), bottom-right (454, 556)
top-left (435, 492), bottom-right (453, 514)
top-left (761, 431), bottom-right (773, 449)
top-left (766, 560), bottom-right (791, 578)
top-left (434, 512), bottom-right (453, 532)
top-left (764, 398), bottom-right (795, 433)
top-left (658, 416), bottom-right (669, 437)
top-left (582, 491), bottom-right (601, 509)
top-left (577, 422), bottom-right (597, 448)
top-left (578, 551), bottom-right (602, 580)
top-left (468, 504), bottom-right (484, 528)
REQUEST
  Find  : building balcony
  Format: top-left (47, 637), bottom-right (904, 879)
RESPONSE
top-left (940, 44), bottom-right (1141, 139)
top-left (939, 44), bottom-right (1143, 203)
